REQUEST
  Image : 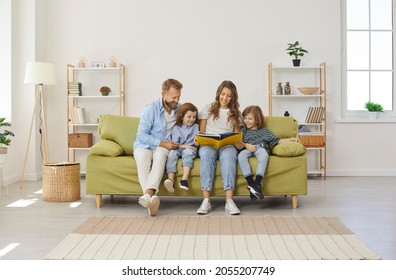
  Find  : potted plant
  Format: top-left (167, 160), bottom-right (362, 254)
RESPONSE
top-left (286, 41), bottom-right (308, 66)
top-left (364, 101), bottom-right (384, 119)
top-left (100, 86), bottom-right (111, 96)
top-left (0, 118), bottom-right (15, 162)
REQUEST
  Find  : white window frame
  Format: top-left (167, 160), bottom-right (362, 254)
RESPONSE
top-left (0, 0), bottom-right (12, 121)
top-left (341, 0), bottom-right (396, 119)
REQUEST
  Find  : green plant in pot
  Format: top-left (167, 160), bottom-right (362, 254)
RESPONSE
top-left (0, 117), bottom-right (15, 156)
top-left (100, 86), bottom-right (111, 96)
top-left (286, 41), bottom-right (308, 67)
top-left (364, 101), bottom-right (383, 119)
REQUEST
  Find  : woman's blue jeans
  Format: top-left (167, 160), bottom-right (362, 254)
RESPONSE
top-left (198, 145), bottom-right (238, 191)
top-left (237, 146), bottom-right (269, 177)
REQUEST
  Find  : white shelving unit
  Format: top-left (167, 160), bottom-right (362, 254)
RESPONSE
top-left (268, 62), bottom-right (327, 177)
top-left (66, 64), bottom-right (126, 172)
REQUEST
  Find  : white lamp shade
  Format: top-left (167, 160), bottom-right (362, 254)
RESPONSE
top-left (24, 62), bottom-right (57, 85)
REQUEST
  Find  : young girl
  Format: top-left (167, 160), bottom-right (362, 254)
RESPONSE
top-left (236, 105), bottom-right (298, 200)
top-left (164, 102), bottom-right (199, 191)
top-left (197, 80), bottom-right (242, 215)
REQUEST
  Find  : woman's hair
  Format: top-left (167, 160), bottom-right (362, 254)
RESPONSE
top-left (175, 102), bottom-right (199, 126)
top-left (208, 80), bottom-right (242, 130)
top-left (162, 78), bottom-right (183, 92)
top-left (242, 105), bottom-right (265, 129)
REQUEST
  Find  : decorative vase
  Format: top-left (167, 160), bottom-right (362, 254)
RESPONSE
top-left (276, 82), bottom-right (283, 95)
top-left (0, 146), bottom-right (7, 164)
top-left (284, 111), bottom-right (290, 117)
top-left (284, 82), bottom-right (291, 95)
top-left (292, 59), bottom-right (301, 67)
top-left (101, 91), bottom-right (110, 96)
top-left (368, 111), bottom-right (378, 119)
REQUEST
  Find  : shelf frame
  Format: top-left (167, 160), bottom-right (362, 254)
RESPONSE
top-left (268, 62), bottom-right (327, 178)
top-left (66, 63), bottom-right (126, 164)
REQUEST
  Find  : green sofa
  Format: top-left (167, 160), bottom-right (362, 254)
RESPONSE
top-left (86, 114), bottom-right (307, 208)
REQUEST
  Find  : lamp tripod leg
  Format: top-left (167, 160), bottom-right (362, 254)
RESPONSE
top-left (39, 85), bottom-right (49, 164)
top-left (19, 90), bottom-right (40, 189)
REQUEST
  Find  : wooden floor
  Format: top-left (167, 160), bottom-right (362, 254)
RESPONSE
top-left (0, 176), bottom-right (395, 260)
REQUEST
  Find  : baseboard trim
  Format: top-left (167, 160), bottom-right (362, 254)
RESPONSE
top-left (327, 169), bottom-right (396, 176)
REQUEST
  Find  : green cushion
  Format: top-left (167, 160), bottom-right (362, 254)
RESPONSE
top-left (98, 115), bottom-right (140, 155)
top-left (272, 141), bottom-right (306, 157)
top-left (265, 116), bottom-right (298, 138)
top-left (90, 140), bottom-right (124, 157)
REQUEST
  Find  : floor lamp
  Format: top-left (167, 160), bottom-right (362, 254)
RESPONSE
top-left (20, 62), bottom-right (56, 187)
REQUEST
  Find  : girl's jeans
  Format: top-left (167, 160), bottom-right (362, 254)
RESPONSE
top-left (166, 147), bottom-right (197, 173)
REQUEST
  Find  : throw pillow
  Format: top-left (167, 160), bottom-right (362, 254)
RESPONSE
top-left (271, 141), bottom-right (306, 157)
top-left (90, 140), bottom-right (123, 157)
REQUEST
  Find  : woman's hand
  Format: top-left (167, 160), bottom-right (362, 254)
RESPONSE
top-left (234, 141), bottom-right (245, 150)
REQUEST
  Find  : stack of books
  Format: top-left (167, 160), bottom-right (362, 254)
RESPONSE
top-left (69, 106), bottom-right (87, 124)
top-left (305, 107), bottom-right (324, 123)
top-left (68, 82), bottom-right (82, 96)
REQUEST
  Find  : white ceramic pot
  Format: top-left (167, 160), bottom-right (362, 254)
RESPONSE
top-left (368, 111), bottom-right (378, 119)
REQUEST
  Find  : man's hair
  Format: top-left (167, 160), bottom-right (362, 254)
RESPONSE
top-left (162, 78), bottom-right (183, 92)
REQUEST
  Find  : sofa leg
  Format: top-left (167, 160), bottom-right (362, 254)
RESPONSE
top-left (292, 195), bottom-right (298, 209)
top-left (96, 194), bottom-right (102, 208)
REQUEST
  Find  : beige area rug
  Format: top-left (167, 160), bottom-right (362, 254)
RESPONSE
top-left (46, 216), bottom-right (380, 260)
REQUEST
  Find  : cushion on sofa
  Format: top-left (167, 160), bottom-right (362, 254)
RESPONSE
top-left (98, 115), bottom-right (139, 155)
top-left (271, 141), bottom-right (306, 157)
top-left (265, 116), bottom-right (298, 139)
top-left (90, 139), bottom-right (124, 157)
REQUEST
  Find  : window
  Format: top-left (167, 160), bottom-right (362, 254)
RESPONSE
top-left (342, 0), bottom-right (395, 117)
top-left (0, 0), bottom-right (11, 121)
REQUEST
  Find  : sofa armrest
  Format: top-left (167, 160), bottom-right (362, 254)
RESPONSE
top-left (90, 140), bottom-right (124, 157)
top-left (271, 142), bottom-right (306, 157)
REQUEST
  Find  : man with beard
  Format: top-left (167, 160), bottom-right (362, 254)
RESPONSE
top-left (134, 78), bottom-right (183, 216)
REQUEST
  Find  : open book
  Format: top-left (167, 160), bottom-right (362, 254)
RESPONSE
top-left (195, 132), bottom-right (242, 149)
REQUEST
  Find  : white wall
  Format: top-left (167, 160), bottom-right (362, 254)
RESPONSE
top-left (7, 0), bottom-right (396, 184)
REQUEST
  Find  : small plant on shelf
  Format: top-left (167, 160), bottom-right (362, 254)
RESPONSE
top-left (286, 41), bottom-right (308, 66)
top-left (100, 86), bottom-right (111, 96)
top-left (364, 101), bottom-right (384, 112)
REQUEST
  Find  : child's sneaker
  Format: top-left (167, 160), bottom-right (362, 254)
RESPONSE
top-left (179, 180), bottom-right (189, 190)
top-left (164, 179), bottom-right (175, 192)
top-left (248, 189), bottom-right (258, 201)
top-left (247, 184), bottom-right (264, 199)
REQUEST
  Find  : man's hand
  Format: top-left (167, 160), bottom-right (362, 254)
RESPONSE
top-left (160, 141), bottom-right (179, 150)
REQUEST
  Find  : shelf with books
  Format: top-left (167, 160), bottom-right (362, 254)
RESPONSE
top-left (66, 63), bottom-right (126, 172)
top-left (268, 62), bottom-right (327, 177)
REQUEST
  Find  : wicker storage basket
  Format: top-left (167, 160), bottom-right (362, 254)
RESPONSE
top-left (299, 135), bottom-right (325, 147)
top-left (42, 162), bottom-right (81, 202)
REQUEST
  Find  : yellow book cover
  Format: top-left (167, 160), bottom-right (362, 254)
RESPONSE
top-left (196, 132), bottom-right (242, 149)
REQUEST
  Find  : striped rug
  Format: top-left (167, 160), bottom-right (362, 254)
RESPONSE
top-left (45, 216), bottom-right (380, 260)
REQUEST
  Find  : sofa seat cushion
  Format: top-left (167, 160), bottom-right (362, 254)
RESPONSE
top-left (90, 140), bottom-right (124, 157)
top-left (271, 142), bottom-right (306, 157)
